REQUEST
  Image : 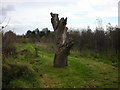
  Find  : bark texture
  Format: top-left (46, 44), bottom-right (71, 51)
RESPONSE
top-left (50, 12), bottom-right (74, 67)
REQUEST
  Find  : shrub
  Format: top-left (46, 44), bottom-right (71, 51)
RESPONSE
top-left (2, 62), bottom-right (35, 88)
top-left (2, 31), bottom-right (16, 57)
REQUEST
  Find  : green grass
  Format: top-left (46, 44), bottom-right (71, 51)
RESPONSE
top-left (3, 43), bottom-right (119, 88)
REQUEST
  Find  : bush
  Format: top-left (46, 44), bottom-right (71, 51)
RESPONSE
top-left (17, 37), bottom-right (30, 43)
top-left (2, 62), bottom-right (35, 88)
top-left (2, 31), bottom-right (17, 58)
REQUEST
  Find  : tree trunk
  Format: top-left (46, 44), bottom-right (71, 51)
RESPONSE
top-left (50, 12), bottom-right (74, 68)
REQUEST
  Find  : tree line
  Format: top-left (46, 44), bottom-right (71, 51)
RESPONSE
top-left (2, 24), bottom-right (120, 62)
top-left (68, 25), bottom-right (120, 62)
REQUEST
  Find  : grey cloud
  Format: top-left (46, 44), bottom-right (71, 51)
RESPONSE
top-left (0, 5), bottom-right (15, 16)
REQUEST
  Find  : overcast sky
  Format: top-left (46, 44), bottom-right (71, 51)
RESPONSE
top-left (0, 0), bottom-right (119, 35)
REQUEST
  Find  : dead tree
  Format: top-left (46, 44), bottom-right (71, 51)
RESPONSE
top-left (50, 12), bottom-right (74, 68)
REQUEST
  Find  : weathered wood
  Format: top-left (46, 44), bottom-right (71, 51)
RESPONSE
top-left (50, 12), bottom-right (74, 68)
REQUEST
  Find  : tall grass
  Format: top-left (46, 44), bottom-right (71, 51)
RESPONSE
top-left (2, 43), bottom-right (118, 88)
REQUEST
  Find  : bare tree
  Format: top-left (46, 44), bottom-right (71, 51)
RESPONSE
top-left (0, 17), bottom-right (10, 32)
top-left (50, 12), bottom-right (74, 68)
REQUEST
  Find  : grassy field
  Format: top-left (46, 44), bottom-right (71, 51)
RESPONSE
top-left (3, 43), bottom-right (119, 88)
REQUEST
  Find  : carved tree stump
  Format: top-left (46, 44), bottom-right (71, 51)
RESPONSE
top-left (50, 12), bottom-right (74, 68)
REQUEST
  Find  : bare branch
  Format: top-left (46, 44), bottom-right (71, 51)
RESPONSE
top-left (0, 17), bottom-right (11, 31)
top-left (0, 17), bottom-right (6, 24)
